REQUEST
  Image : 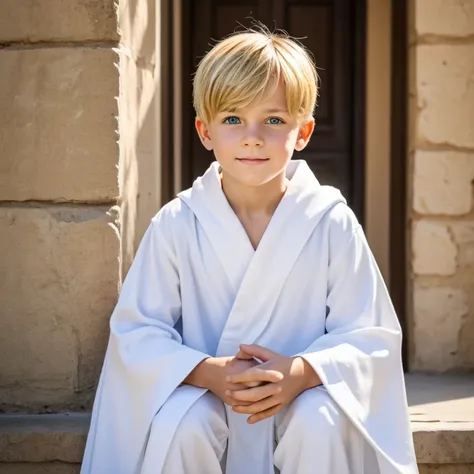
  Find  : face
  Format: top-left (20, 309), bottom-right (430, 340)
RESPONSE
top-left (195, 81), bottom-right (314, 187)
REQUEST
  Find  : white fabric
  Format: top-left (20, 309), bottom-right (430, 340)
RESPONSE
top-left (160, 389), bottom-right (228, 474)
top-left (80, 160), bottom-right (418, 474)
top-left (159, 387), bottom-right (375, 474)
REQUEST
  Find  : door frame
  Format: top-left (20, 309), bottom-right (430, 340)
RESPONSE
top-left (389, 0), bottom-right (408, 364)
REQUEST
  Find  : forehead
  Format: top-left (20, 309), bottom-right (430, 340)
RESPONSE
top-left (226, 81), bottom-right (288, 114)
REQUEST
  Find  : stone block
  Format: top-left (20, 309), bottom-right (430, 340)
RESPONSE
top-left (0, 48), bottom-right (119, 202)
top-left (416, 44), bottom-right (474, 148)
top-left (413, 286), bottom-right (469, 371)
top-left (413, 151), bottom-right (474, 216)
top-left (0, 414), bottom-right (88, 463)
top-left (415, 0), bottom-right (474, 38)
top-left (0, 464), bottom-right (80, 474)
top-left (0, 0), bottom-right (118, 43)
top-left (0, 206), bottom-right (119, 410)
top-left (412, 221), bottom-right (457, 276)
top-left (414, 423), bottom-right (474, 464)
top-left (451, 222), bottom-right (474, 267)
top-left (418, 465), bottom-right (474, 474)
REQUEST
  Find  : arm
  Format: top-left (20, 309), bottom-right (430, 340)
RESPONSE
top-left (184, 357), bottom-right (216, 388)
top-left (109, 215), bottom-right (210, 380)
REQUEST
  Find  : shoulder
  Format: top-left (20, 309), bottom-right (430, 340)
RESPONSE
top-left (151, 197), bottom-right (191, 224)
top-left (321, 201), bottom-right (364, 255)
top-left (149, 197), bottom-right (195, 241)
top-left (325, 201), bottom-right (361, 234)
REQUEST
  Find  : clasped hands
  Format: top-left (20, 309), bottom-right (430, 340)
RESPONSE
top-left (209, 344), bottom-right (321, 424)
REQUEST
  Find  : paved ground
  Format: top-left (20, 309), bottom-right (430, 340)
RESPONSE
top-left (406, 373), bottom-right (474, 424)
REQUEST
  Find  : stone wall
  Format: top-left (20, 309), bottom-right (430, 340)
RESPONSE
top-left (0, 1), bottom-right (120, 411)
top-left (409, 0), bottom-right (474, 371)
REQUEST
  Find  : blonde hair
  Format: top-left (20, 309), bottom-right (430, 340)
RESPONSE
top-left (193, 26), bottom-right (318, 125)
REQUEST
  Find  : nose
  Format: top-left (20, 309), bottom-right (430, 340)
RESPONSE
top-left (243, 125), bottom-right (263, 147)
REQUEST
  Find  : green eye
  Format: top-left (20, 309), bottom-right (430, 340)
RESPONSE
top-left (266, 117), bottom-right (284, 125)
top-left (223, 116), bottom-right (240, 125)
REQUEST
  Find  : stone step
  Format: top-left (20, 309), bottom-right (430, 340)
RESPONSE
top-left (0, 374), bottom-right (472, 473)
top-left (407, 373), bottom-right (474, 474)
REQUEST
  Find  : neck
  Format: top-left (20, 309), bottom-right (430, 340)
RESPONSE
top-left (220, 170), bottom-right (288, 216)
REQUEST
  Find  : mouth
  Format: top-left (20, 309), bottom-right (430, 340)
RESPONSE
top-left (236, 157), bottom-right (269, 165)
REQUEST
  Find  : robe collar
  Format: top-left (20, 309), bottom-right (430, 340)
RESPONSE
top-left (178, 160), bottom-right (345, 355)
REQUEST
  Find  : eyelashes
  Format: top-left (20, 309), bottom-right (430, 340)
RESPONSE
top-left (222, 116), bottom-right (286, 125)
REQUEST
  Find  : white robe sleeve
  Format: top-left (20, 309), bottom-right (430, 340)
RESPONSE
top-left (299, 218), bottom-right (417, 473)
top-left (80, 213), bottom-right (209, 474)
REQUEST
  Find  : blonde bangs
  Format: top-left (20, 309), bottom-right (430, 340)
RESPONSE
top-left (193, 30), bottom-right (318, 124)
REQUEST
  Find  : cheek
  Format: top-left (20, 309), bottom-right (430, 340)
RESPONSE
top-left (268, 130), bottom-right (298, 151)
top-left (215, 129), bottom-right (239, 147)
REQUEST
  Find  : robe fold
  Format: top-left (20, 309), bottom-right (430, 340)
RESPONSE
top-left (80, 160), bottom-right (418, 474)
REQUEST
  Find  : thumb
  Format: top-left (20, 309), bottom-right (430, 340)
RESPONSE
top-left (239, 344), bottom-right (277, 363)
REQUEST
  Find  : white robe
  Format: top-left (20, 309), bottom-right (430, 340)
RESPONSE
top-left (80, 160), bottom-right (418, 474)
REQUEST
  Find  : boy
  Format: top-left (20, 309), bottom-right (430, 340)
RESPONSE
top-left (81, 27), bottom-right (418, 474)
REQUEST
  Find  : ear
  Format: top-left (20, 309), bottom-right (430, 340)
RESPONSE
top-left (294, 118), bottom-right (315, 152)
top-left (195, 118), bottom-right (214, 151)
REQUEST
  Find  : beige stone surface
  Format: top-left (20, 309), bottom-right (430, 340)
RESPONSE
top-left (412, 221), bottom-right (457, 275)
top-left (0, 206), bottom-right (119, 410)
top-left (412, 286), bottom-right (469, 371)
top-left (118, 0), bottom-right (157, 60)
top-left (0, 414), bottom-right (88, 463)
top-left (0, 464), bottom-right (80, 474)
top-left (407, 373), bottom-right (474, 424)
top-left (419, 466), bottom-right (474, 474)
top-left (410, 2), bottom-right (474, 373)
top-left (451, 222), bottom-right (474, 267)
top-left (415, 0), bottom-right (474, 38)
top-left (407, 374), bottom-right (474, 463)
top-left (0, 0), bottom-right (118, 43)
top-left (413, 151), bottom-right (474, 216)
top-left (0, 48), bottom-right (119, 202)
top-left (413, 425), bottom-right (474, 464)
top-left (118, 0), bottom-right (163, 274)
top-left (416, 44), bottom-right (474, 148)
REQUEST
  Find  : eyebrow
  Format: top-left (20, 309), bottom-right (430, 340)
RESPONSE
top-left (263, 108), bottom-right (289, 114)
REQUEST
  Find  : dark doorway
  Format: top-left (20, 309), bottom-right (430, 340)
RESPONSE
top-left (180, 0), bottom-right (366, 221)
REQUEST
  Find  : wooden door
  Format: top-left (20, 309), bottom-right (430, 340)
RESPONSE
top-left (180, 0), bottom-right (365, 218)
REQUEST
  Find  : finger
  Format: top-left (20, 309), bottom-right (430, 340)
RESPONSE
top-left (227, 367), bottom-right (283, 385)
top-left (226, 382), bottom-right (280, 403)
top-left (239, 344), bottom-right (277, 363)
top-left (225, 397), bottom-right (252, 407)
top-left (235, 349), bottom-right (254, 360)
top-left (227, 382), bottom-right (253, 391)
top-left (244, 381), bottom-right (262, 388)
top-left (232, 396), bottom-right (279, 415)
top-left (248, 403), bottom-right (283, 424)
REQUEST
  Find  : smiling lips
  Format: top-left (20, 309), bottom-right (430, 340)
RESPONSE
top-left (236, 157), bottom-right (269, 165)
